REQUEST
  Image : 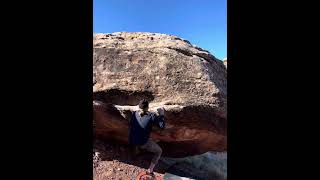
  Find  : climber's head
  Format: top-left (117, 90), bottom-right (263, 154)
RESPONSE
top-left (138, 99), bottom-right (149, 112)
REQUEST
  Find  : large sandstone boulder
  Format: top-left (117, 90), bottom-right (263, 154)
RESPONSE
top-left (93, 32), bottom-right (227, 157)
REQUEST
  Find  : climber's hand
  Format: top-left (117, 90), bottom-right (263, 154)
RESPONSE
top-left (157, 107), bottom-right (165, 116)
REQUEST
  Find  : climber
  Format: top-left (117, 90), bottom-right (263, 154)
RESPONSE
top-left (129, 99), bottom-right (166, 175)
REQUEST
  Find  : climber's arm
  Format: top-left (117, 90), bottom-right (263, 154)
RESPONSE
top-left (152, 108), bottom-right (165, 129)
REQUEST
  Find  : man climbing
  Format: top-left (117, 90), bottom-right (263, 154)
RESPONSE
top-left (129, 99), bottom-right (165, 175)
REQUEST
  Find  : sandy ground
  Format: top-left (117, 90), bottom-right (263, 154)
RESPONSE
top-left (93, 139), bottom-right (226, 180)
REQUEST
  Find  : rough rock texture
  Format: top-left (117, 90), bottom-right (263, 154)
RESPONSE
top-left (162, 152), bottom-right (227, 180)
top-left (93, 140), bottom-right (165, 180)
top-left (93, 139), bottom-right (225, 180)
top-left (93, 32), bottom-right (227, 157)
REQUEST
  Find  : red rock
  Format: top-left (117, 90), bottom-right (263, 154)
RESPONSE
top-left (93, 32), bottom-right (227, 157)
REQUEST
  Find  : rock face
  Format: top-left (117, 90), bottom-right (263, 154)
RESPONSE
top-left (162, 152), bottom-right (227, 180)
top-left (223, 58), bottom-right (227, 68)
top-left (93, 32), bottom-right (227, 157)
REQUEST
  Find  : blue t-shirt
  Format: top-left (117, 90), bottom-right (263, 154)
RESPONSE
top-left (128, 111), bottom-right (165, 145)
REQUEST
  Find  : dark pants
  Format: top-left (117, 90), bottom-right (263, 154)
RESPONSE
top-left (139, 139), bottom-right (162, 164)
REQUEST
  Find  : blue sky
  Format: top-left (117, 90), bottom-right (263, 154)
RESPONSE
top-left (94, 0), bottom-right (226, 60)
